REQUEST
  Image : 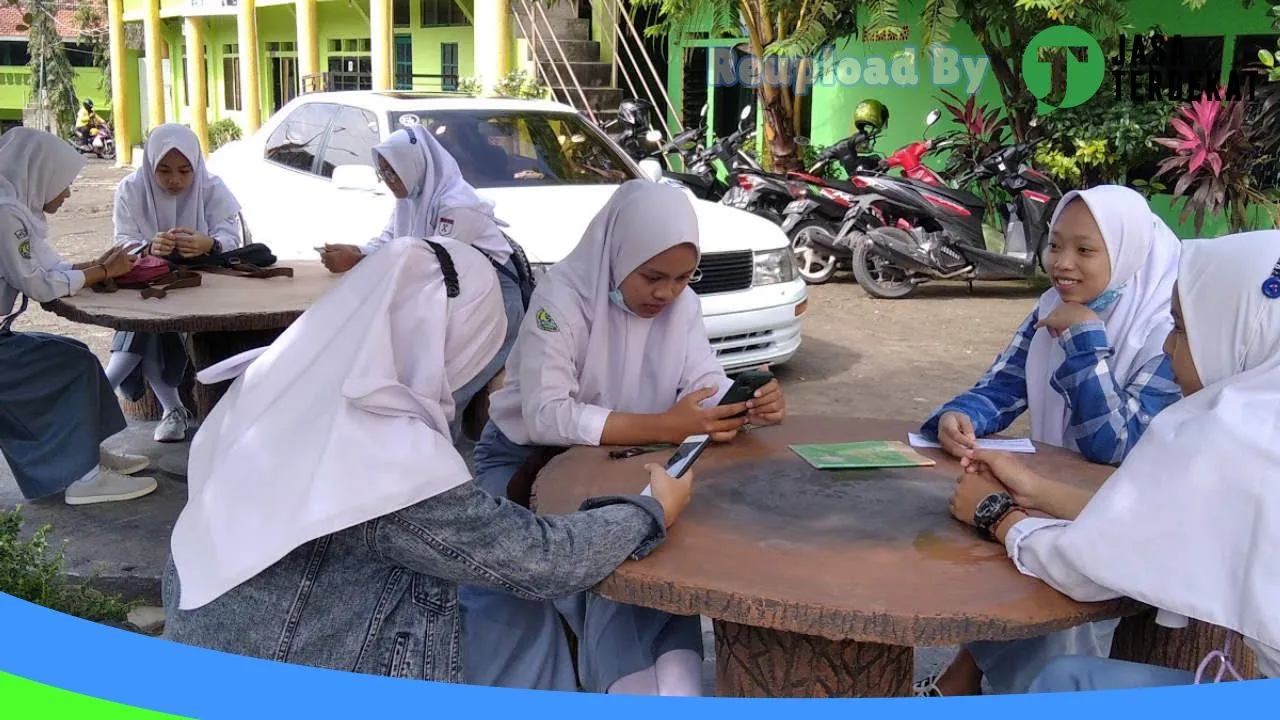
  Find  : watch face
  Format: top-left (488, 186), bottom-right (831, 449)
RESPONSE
top-left (975, 492), bottom-right (1010, 526)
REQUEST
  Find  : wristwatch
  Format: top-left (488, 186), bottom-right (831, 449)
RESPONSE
top-left (973, 491), bottom-right (1018, 540)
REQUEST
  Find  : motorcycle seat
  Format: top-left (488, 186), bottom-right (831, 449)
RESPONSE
top-left (902, 178), bottom-right (986, 210)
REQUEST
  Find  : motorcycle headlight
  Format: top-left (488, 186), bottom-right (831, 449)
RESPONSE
top-left (753, 248), bottom-right (796, 286)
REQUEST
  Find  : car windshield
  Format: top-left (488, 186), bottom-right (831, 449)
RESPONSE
top-left (387, 109), bottom-right (637, 189)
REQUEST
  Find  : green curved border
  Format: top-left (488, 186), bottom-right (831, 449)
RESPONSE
top-left (0, 671), bottom-right (191, 719)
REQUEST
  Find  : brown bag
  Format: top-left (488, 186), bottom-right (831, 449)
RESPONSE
top-left (92, 268), bottom-right (203, 299)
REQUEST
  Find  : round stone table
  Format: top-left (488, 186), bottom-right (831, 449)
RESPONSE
top-left (531, 415), bottom-right (1141, 698)
top-left (42, 260), bottom-right (338, 421)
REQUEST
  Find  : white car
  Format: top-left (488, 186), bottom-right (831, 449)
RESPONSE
top-left (208, 91), bottom-right (807, 372)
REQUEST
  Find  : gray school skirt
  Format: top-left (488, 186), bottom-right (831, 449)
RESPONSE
top-left (110, 331), bottom-right (190, 401)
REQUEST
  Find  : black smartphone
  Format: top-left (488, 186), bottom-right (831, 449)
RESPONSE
top-left (641, 433), bottom-right (710, 496)
top-left (718, 368), bottom-right (775, 417)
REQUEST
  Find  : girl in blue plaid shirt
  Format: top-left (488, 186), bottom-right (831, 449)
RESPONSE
top-left (915, 185), bottom-right (1184, 698)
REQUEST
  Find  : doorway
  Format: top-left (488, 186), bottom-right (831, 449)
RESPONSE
top-left (268, 42), bottom-right (299, 112)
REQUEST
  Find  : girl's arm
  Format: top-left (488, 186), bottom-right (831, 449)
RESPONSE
top-left (1051, 322), bottom-right (1182, 465)
top-left (208, 213), bottom-right (245, 252)
top-left (996, 515), bottom-right (1122, 603)
top-left (371, 482), bottom-right (667, 601)
top-left (0, 210), bottom-right (88, 301)
top-left (920, 311), bottom-right (1036, 439)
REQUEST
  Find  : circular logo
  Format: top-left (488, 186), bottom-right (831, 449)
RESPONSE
top-left (1021, 25), bottom-right (1106, 113)
top-left (1262, 276), bottom-right (1280, 299)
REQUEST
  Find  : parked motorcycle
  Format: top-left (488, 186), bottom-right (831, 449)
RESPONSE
top-left (650, 104), bottom-right (758, 203)
top-left (785, 109), bottom-right (960, 284)
top-left (69, 122), bottom-right (116, 161)
top-left (604, 98), bottom-right (666, 168)
top-left (839, 119), bottom-right (1061, 299)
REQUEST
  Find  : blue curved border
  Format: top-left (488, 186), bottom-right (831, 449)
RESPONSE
top-left (1, 592), bottom-right (1276, 718)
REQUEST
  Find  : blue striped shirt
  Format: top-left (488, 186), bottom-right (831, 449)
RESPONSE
top-left (920, 310), bottom-right (1182, 466)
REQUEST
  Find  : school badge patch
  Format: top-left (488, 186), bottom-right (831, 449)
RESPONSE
top-left (17, 240), bottom-right (30, 260)
top-left (535, 307), bottom-right (559, 332)
top-left (438, 217), bottom-right (454, 236)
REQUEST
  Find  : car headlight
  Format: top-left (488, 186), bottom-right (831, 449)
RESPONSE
top-left (753, 248), bottom-right (796, 285)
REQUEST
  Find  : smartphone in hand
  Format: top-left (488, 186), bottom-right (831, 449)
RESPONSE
top-left (640, 434), bottom-right (710, 496)
top-left (718, 369), bottom-right (775, 418)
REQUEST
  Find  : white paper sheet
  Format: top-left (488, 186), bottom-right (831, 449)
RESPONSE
top-left (907, 432), bottom-right (1037, 454)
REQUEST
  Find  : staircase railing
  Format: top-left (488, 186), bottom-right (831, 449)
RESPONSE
top-left (593, 0), bottom-right (682, 136)
top-left (513, 0), bottom-right (598, 124)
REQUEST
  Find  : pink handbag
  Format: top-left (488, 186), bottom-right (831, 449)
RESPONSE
top-left (114, 254), bottom-right (172, 284)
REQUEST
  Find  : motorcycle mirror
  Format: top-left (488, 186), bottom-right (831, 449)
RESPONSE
top-left (700, 103), bottom-right (708, 118)
top-left (1029, 116), bottom-right (1039, 128)
top-left (926, 109), bottom-right (941, 126)
top-left (739, 105), bottom-right (753, 121)
top-left (795, 136), bottom-right (810, 146)
top-left (645, 129), bottom-right (662, 144)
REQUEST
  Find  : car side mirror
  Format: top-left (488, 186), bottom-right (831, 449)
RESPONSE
top-left (639, 158), bottom-right (663, 182)
top-left (332, 164), bottom-right (384, 193)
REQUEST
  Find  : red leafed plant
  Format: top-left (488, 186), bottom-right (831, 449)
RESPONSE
top-left (1153, 90), bottom-right (1280, 234)
top-left (937, 88), bottom-right (1012, 179)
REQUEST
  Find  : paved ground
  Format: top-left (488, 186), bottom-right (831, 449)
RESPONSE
top-left (2, 160), bottom-right (1047, 693)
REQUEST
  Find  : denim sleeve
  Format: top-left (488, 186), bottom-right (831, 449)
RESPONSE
top-left (1052, 321), bottom-right (1182, 465)
top-left (369, 482), bottom-right (667, 602)
top-left (920, 311), bottom-right (1036, 439)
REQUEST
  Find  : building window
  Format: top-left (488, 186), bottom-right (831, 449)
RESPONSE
top-left (394, 35), bottom-right (413, 90)
top-left (440, 42), bottom-right (459, 91)
top-left (0, 41), bottom-right (32, 66)
top-left (420, 0), bottom-right (468, 27)
top-left (326, 38), bottom-right (373, 91)
top-left (222, 45), bottom-right (243, 111)
top-left (393, 0), bottom-right (411, 28)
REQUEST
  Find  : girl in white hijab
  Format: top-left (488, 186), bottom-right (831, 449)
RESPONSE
top-left (951, 229), bottom-right (1280, 690)
top-left (0, 127), bottom-right (156, 506)
top-left (916, 185), bottom-right (1184, 697)
top-left (458, 180), bottom-right (787, 695)
top-left (108, 123), bottom-right (244, 443)
top-left (163, 236), bottom-right (694, 682)
top-left (317, 122), bottom-right (526, 441)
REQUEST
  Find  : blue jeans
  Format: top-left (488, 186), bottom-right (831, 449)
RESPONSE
top-left (1028, 655), bottom-right (1195, 693)
top-left (968, 618), bottom-right (1121, 694)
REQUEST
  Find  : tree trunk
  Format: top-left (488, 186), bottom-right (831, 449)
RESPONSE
top-left (760, 85), bottom-right (799, 172)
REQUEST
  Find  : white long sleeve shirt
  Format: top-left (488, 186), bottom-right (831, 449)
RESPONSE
top-left (1006, 516), bottom-right (1279, 679)
top-left (0, 207), bottom-right (84, 313)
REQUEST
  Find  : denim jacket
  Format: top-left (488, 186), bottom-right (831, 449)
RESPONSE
top-left (161, 482), bottom-right (666, 682)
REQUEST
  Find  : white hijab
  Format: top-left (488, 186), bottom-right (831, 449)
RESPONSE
top-left (0, 127), bottom-right (85, 237)
top-left (1024, 185), bottom-right (1181, 451)
top-left (492, 179), bottom-right (705, 431)
top-left (1048, 229), bottom-right (1280, 672)
top-left (374, 123), bottom-right (512, 263)
top-left (170, 236), bottom-right (508, 610)
top-left (116, 123), bottom-right (241, 240)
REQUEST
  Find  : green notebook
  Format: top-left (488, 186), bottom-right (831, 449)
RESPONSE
top-left (789, 440), bottom-right (938, 470)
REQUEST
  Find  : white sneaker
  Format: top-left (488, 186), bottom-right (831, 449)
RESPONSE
top-left (99, 447), bottom-right (150, 475)
top-left (65, 467), bottom-right (158, 506)
top-left (154, 407), bottom-right (193, 443)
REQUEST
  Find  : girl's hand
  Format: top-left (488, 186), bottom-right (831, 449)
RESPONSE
top-left (170, 228), bottom-right (216, 257)
top-left (662, 387), bottom-right (747, 443)
top-left (645, 462), bottom-right (693, 528)
top-left (150, 232), bottom-right (176, 257)
top-left (960, 450), bottom-right (1044, 508)
top-left (949, 468), bottom-right (1007, 528)
top-left (937, 412), bottom-right (977, 458)
top-left (745, 366), bottom-right (785, 426)
top-left (102, 247), bottom-right (136, 279)
top-left (1036, 302), bottom-right (1099, 339)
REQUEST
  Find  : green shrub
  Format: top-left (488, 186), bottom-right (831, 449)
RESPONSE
top-left (493, 69), bottom-right (548, 100)
top-left (207, 118), bottom-right (243, 152)
top-left (0, 508), bottom-right (134, 623)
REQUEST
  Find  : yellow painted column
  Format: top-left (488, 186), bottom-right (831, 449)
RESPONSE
top-left (106, 0), bottom-right (131, 166)
top-left (185, 17), bottom-right (209, 156)
top-left (296, 0), bottom-right (320, 81)
top-left (238, 0), bottom-right (262, 132)
top-left (369, 0), bottom-right (392, 91)
top-left (472, 0), bottom-right (510, 93)
top-left (142, 0), bottom-right (164, 130)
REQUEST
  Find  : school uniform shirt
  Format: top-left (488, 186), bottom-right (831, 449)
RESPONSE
top-left (0, 207), bottom-right (85, 311)
top-left (486, 179), bottom-right (733, 448)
